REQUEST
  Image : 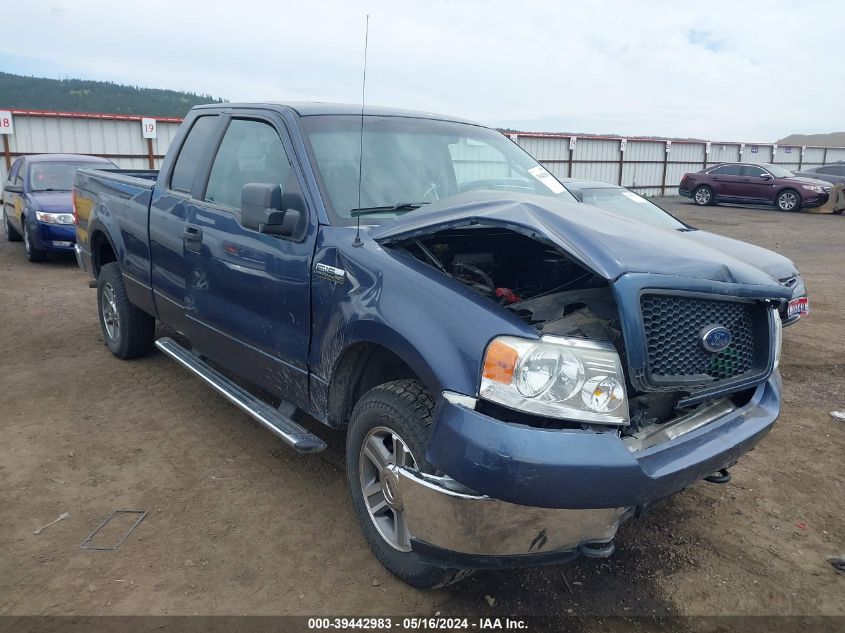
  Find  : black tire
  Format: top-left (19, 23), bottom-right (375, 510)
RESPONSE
top-left (776, 189), bottom-right (801, 212)
top-left (693, 185), bottom-right (715, 206)
top-left (97, 262), bottom-right (155, 359)
top-left (3, 208), bottom-right (22, 242)
top-left (346, 379), bottom-right (473, 589)
top-left (22, 220), bottom-right (46, 262)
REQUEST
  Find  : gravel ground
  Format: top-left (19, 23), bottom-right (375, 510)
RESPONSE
top-left (0, 198), bottom-right (842, 624)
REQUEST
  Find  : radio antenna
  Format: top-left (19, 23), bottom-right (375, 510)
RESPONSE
top-left (353, 14), bottom-right (370, 248)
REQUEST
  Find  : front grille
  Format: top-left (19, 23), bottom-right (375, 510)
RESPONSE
top-left (640, 294), bottom-right (762, 388)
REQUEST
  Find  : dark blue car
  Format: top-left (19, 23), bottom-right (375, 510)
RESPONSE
top-left (73, 103), bottom-right (795, 589)
top-left (2, 153), bottom-right (116, 262)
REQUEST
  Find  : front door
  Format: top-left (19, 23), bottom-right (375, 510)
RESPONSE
top-left (739, 165), bottom-right (776, 202)
top-left (182, 114), bottom-right (315, 407)
top-left (3, 158), bottom-right (24, 233)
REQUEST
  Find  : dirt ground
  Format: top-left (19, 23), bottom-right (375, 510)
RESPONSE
top-left (0, 199), bottom-right (842, 622)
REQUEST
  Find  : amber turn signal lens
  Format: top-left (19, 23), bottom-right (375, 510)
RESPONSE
top-left (482, 339), bottom-right (518, 384)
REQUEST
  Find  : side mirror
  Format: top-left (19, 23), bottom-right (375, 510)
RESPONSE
top-left (4, 183), bottom-right (23, 194)
top-left (760, 173), bottom-right (773, 180)
top-left (240, 183), bottom-right (300, 238)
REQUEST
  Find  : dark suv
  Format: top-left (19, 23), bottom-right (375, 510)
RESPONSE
top-left (679, 163), bottom-right (831, 211)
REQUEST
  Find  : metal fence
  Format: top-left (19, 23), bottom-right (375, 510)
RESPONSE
top-left (0, 109), bottom-right (183, 185)
top-left (510, 132), bottom-right (845, 196)
top-left (3, 109), bottom-right (845, 197)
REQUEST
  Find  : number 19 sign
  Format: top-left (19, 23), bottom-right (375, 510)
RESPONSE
top-left (141, 117), bottom-right (157, 139)
top-left (0, 111), bottom-right (13, 135)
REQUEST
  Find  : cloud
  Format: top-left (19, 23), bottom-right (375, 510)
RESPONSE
top-left (1, 0), bottom-right (841, 140)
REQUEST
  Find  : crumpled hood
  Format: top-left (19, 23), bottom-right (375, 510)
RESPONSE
top-left (371, 191), bottom-right (783, 288)
top-left (28, 191), bottom-right (72, 213)
top-left (683, 230), bottom-right (797, 282)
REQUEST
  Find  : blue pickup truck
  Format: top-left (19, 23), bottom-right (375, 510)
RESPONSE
top-left (74, 103), bottom-right (800, 589)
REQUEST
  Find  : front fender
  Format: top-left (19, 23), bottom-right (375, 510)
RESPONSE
top-left (309, 226), bottom-right (538, 415)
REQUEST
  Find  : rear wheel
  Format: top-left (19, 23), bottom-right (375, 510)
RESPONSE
top-left (22, 221), bottom-right (46, 262)
top-left (693, 185), bottom-right (714, 206)
top-left (97, 262), bottom-right (155, 359)
top-left (346, 379), bottom-right (472, 589)
top-left (3, 208), bottom-right (22, 242)
top-left (776, 189), bottom-right (801, 212)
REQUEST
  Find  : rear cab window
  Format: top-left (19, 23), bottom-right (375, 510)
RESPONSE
top-left (169, 115), bottom-right (219, 193)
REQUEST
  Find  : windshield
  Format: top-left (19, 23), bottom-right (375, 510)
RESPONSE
top-left (762, 164), bottom-right (794, 178)
top-left (29, 161), bottom-right (110, 192)
top-left (571, 187), bottom-right (686, 230)
top-left (300, 115), bottom-right (576, 225)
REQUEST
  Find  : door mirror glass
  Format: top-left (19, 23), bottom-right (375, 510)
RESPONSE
top-left (240, 183), bottom-right (300, 237)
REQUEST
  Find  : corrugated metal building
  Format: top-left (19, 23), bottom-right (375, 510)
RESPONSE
top-left (0, 110), bottom-right (182, 184)
top-left (3, 109), bottom-right (845, 196)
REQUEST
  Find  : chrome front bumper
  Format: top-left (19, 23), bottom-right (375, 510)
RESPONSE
top-left (392, 466), bottom-right (631, 558)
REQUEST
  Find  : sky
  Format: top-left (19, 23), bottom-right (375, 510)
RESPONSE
top-left (0, 0), bottom-right (842, 141)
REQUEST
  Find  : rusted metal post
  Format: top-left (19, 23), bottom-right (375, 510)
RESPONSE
top-left (661, 143), bottom-right (669, 196)
top-left (2, 135), bottom-right (10, 171)
top-left (567, 138), bottom-right (574, 178)
top-left (822, 147), bottom-right (828, 166)
top-left (146, 138), bottom-right (155, 169)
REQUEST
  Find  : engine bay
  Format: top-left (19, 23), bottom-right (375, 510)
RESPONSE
top-left (390, 226), bottom-right (753, 432)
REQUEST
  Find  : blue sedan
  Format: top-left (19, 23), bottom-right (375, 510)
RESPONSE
top-left (2, 154), bottom-right (116, 262)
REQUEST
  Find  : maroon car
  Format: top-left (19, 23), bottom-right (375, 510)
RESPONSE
top-left (679, 163), bottom-right (832, 212)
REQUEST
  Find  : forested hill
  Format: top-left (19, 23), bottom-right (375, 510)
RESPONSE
top-left (0, 72), bottom-right (226, 117)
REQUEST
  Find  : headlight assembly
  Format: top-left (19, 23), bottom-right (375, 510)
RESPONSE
top-left (800, 185), bottom-right (823, 193)
top-left (480, 335), bottom-right (629, 425)
top-left (35, 211), bottom-right (75, 225)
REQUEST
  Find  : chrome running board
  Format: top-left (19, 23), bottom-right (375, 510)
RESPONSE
top-left (155, 337), bottom-right (326, 453)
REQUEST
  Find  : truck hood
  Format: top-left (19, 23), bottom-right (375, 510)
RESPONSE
top-left (28, 191), bottom-right (73, 213)
top-left (371, 191), bottom-right (782, 287)
top-left (682, 230), bottom-right (797, 282)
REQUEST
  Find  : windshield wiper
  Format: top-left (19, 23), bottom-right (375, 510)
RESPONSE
top-left (35, 188), bottom-right (71, 192)
top-left (350, 202), bottom-right (430, 217)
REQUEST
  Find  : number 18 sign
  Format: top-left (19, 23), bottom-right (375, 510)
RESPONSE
top-left (141, 117), bottom-right (157, 139)
top-left (0, 111), bottom-right (13, 135)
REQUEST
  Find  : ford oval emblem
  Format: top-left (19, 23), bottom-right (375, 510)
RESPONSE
top-left (700, 325), bottom-right (732, 353)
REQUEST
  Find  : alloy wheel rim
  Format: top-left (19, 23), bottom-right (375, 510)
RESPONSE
top-left (779, 192), bottom-right (797, 210)
top-left (359, 426), bottom-right (417, 552)
top-left (2, 210), bottom-right (7, 237)
top-left (101, 283), bottom-right (120, 342)
top-left (695, 188), bottom-right (710, 204)
top-left (23, 223), bottom-right (30, 253)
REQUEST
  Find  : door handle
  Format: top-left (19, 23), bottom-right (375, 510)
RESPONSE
top-left (184, 225), bottom-right (203, 251)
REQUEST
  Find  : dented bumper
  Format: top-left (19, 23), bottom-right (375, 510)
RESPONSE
top-left (394, 466), bottom-right (630, 563)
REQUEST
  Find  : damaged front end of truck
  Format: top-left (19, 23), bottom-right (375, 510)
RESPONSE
top-left (367, 191), bottom-right (790, 566)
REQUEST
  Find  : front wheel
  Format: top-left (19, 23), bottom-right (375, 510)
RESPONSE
top-left (97, 262), bottom-right (155, 359)
top-left (346, 379), bottom-right (472, 589)
top-left (693, 185), bottom-right (714, 206)
top-left (22, 221), bottom-right (46, 262)
top-left (776, 189), bottom-right (801, 212)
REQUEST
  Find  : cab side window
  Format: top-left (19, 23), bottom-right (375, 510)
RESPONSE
top-left (204, 119), bottom-right (292, 211)
top-left (170, 115), bottom-right (219, 193)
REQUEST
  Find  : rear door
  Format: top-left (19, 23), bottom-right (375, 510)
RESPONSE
top-left (149, 113), bottom-right (223, 332)
top-left (708, 164), bottom-right (744, 199)
top-left (182, 112), bottom-right (315, 405)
